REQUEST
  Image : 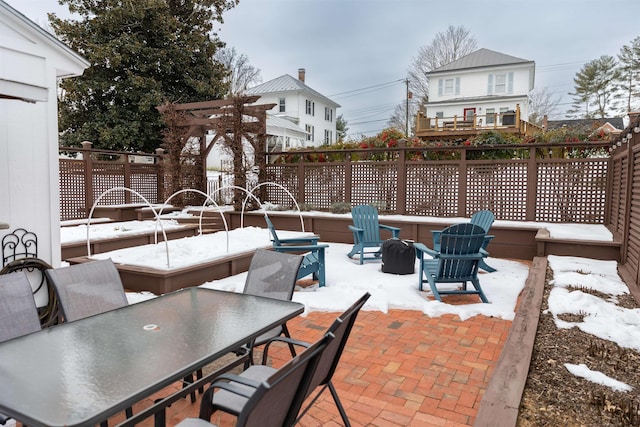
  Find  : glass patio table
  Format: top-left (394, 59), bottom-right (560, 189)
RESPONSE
top-left (0, 287), bottom-right (304, 427)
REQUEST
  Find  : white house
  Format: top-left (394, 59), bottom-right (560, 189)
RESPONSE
top-left (246, 69), bottom-right (340, 147)
top-left (425, 48), bottom-right (535, 126)
top-left (0, 1), bottom-right (89, 270)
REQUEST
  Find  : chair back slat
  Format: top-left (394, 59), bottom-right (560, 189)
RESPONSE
top-left (470, 210), bottom-right (495, 233)
top-left (44, 259), bottom-right (128, 322)
top-left (263, 215), bottom-right (282, 246)
top-left (0, 271), bottom-right (41, 342)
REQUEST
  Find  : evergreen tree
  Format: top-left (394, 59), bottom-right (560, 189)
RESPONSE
top-left (617, 36), bottom-right (640, 114)
top-left (336, 114), bottom-right (348, 142)
top-left (568, 56), bottom-right (620, 119)
top-left (51, 0), bottom-right (238, 152)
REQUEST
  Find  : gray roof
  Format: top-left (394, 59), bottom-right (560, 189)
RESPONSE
top-left (247, 74), bottom-right (340, 108)
top-left (429, 48), bottom-right (533, 74)
top-left (547, 117), bottom-right (624, 130)
top-left (267, 114), bottom-right (307, 135)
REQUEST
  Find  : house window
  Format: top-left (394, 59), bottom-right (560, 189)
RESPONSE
top-left (495, 74), bottom-right (506, 94)
top-left (305, 124), bottom-right (314, 141)
top-left (305, 100), bottom-right (315, 116)
top-left (279, 98), bottom-right (285, 113)
top-left (486, 108), bottom-right (495, 124)
top-left (487, 72), bottom-right (514, 95)
top-left (324, 130), bottom-right (332, 144)
top-left (438, 78), bottom-right (460, 96)
top-left (325, 107), bottom-right (333, 122)
top-left (435, 112), bottom-right (444, 118)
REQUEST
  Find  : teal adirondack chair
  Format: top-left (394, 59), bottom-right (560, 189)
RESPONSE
top-left (264, 215), bottom-right (328, 287)
top-left (347, 205), bottom-right (401, 264)
top-left (415, 223), bottom-right (489, 303)
top-left (432, 210), bottom-right (496, 272)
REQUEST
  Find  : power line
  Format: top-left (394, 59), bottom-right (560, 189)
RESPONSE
top-left (328, 79), bottom-right (404, 98)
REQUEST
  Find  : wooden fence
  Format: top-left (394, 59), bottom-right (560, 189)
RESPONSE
top-left (263, 141), bottom-right (611, 223)
top-left (609, 115), bottom-right (640, 288)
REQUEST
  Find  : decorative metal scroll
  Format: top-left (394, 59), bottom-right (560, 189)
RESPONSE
top-left (2, 228), bottom-right (38, 267)
top-left (0, 228), bottom-right (58, 327)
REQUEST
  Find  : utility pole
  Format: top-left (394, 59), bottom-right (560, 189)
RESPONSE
top-left (405, 79), bottom-right (409, 137)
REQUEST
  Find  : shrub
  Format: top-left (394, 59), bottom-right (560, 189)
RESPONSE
top-left (330, 202), bottom-right (351, 214)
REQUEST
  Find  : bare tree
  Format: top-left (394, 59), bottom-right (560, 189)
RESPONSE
top-left (407, 25), bottom-right (478, 105)
top-left (214, 47), bottom-right (262, 96)
top-left (528, 87), bottom-right (561, 125)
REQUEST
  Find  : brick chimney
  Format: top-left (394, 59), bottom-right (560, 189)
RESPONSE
top-left (298, 68), bottom-right (306, 83)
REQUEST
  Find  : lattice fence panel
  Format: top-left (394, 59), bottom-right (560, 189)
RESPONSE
top-left (405, 163), bottom-right (458, 216)
top-left (91, 162), bottom-right (127, 205)
top-left (59, 160), bottom-right (86, 221)
top-left (265, 166), bottom-right (300, 207)
top-left (466, 161), bottom-right (528, 220)
top-left (304, 165), bottom-right (346, 210)
top-left (350, 163), bottom-right (397, 212)
top-left (625, 149), bottom-right (640, 271)
top-left (609, 155), bottom-right (627, 236)
top-left (536, 159), bottom-right (608, 222)
top-left (129, 164), bottom-right (159, 205)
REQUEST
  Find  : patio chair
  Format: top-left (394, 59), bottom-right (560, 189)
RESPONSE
top-left (0, 271), bottom-right (42, 425)
top-left (44, 259), bottom-right (135, 421)
top-left (208, 292), bottom-right (371, 427)
top-left (347, 205), bottom-right (401, 264)
top-left (176, 333), bottom-right (333, 427)
top-left (265, 215), bottom-right (328, 287)
top-left (0, 271), bottom-right (42, 343)
top-left (415, 223), bottom-right (489, 303)
top-left (242, 248), bottom-right (304, 363)
top-left (432, 209), bottom-right (496, 272)
top-left (44, 259), bottom-right (129, 322)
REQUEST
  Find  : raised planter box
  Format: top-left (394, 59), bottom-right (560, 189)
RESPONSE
top-left (66, 247), bottom-right (262, 295)
top-left (61, 224), bottom-right (200, 260)
top-left (227, 211), bottom-right (622, 262)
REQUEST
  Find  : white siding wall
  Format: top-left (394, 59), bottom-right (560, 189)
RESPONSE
top-left (427, 64), bottom-right (533, 122)
top-left (0, 8), bottom-right (87, 272)
top-left (253, 92), bottom-right (336, 147)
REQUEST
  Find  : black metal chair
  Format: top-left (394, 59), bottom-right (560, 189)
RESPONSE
top-left (44, 259), bottom-right (132, 424)
top-left (176, 330), bottom-right (333, 427)
top-left (0, 271), bottom-right (42, 425)
top-left (44, 258), bottom-right (129, 322)
top-left (242, 248), bottom-right (303, 363)
top-left (208, 292), bottom-right (371, 427)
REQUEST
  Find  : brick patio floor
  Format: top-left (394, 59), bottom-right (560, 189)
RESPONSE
top-left (108, 292), bottom-right (513, 427)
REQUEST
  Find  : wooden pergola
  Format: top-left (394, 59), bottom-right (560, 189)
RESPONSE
top-left (157, 96), bottom-right (276, 207)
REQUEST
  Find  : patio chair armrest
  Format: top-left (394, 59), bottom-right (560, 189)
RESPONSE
top-left (203, 373), bottom-right (261, 401)
top-left (261, 336), bottom-right (312, 364)
top-left (484, 234), bottom-right (495, 242)
top-left (273, 244), bottom-right (328, 252)
top-left (274, 236), bottom-right (320, 245)
top-left (480, 248), bottom-right (489, 257)
top-left (379, 224), bottom-right (401, 238)
top-left (413, 242), bottom-right (438, 259)
top-left (348, 225), bottom-right (364, 234)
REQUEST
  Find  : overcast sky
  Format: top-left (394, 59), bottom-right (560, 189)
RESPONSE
top-left (5, 0), bottom-right (639, 138)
